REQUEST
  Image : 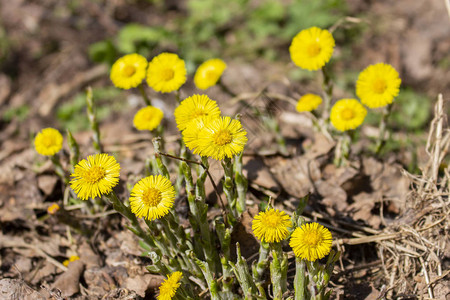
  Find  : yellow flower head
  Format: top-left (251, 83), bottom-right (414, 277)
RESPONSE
top-left (133, 106), bottom-right (164, 131)
top-left (47, 203), bottom-right (60, 215)
top-left (110, 53), bottom-right (148, 89)
top-left (34, 128), bottom-right (63, 156)
top-left (70, 154), bottom-right (120, 200)
top-left (296, 93), bottom-right (323, 112)
top-left (290, 222), bottom-right (332, 261)
top-left (289, 27), bottom-right (335, 71)
top-left (129, 175), bottom-right (176, 221)
top-left (356, 63), bottom-right (401, 108)
top-left (63, 255), bottom-right (80, 267)
top-left (330, 99), bottom-right (367, 131)
top-left (194, 58), bottom-right (227, 90)
top-left (196, 116), bottom-right (248, 161)
top-left (147, 53), bottom-right (186, 93)
top-left (252, 209), bottom-right (292, 243)
top-left (157, 271), bottom-right (183, 300)
top-left (182, 116), bottom-right (218, 153)
top-left (174, 94), bottom-right (221, 131)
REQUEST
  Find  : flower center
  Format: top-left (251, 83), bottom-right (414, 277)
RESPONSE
top-left (42, 136), bottom-right (54, 147)
top-left (372, 78), bottom-right (387, 94)
top-left (214, 130), bottom-right (232, 146)
top-left (142, 188), bottom-right (162, 207)
top-left (303, 231), bottom-right (321, 246)
top-left (84, 166), bottom-right (106, 184)
top-left (263, 213), bottom-right (282, 228)
top-left (341, 108), bottom-right (355, 120)
top-left (161, 68), bottom-right (175, 81)
top-left (307, 42), bottom-right (321, 57)
top-left (123, 65), bottom-right (136, 77)
top-left (205, 70), bottom-right (218, 81)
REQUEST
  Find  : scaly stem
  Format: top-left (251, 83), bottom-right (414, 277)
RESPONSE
top-left (294, 258), bottom-right (306, 300)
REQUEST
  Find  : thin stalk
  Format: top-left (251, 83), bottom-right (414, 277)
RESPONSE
top-left (234, 151), bottom-right (247, 215)
top-left (138, 84), bottom-right (152, 106)
top-left (321, 66), bottom-right (333, 123)
top-left (252, 242), bottom-right (269, 282)
top-left (375, 104), bottom-right (393, 155)
top-left (86, 87), bottom-right (102, 153)
top-left (50, 155), bottom-right (68, 185)
top-left (66, 130), bottom-right (79, 172)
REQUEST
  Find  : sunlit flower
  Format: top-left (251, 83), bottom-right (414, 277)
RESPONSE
top-left (34, 128), bottom-right (63, 156)
top-left (147, 53), bottom-right (186, 93)
top-left (194, 58), bottom-right (227, 90)
top-left (182, 116), bottom-right (218, 153)
top-left (356, 63), bottom-right (401, 108)
top-left (157, 271), bottom-right (183, 300)
top-left (63, 255), bottom-right (80, 267)
top-left (133, 106), bottom-right (164, 131)
top-left (330, 99), bottom-right (367, 131)
top-left (252, 209), bottom-right (292, 243)
top-left (174, 94), bottom-right (221, 131)
top-left (70, 154), bottom-right (120, 200)
top-left (290, 222), bottom-right (332, 261)
top-left (47, 203), bottom-right (60, 215)
top-left (110, 53), bottom-right (148, 89)
top-left (196, 116), bottom-right (247, 160)
top-left (129, 175), bottom-right (175, 221)
top-left (289, 27), bottom-right (335, 71)
top-left (296, 93), bottom-right (323, 112)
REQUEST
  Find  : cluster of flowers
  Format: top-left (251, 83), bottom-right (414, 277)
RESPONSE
top-left (291, 27), bottom-right (401, 131)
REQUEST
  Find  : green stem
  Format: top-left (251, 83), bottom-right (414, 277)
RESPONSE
top-left (66, 130), bottom-right (79, 172)
top-left (252, 242), bottom-right (269, 282)
top-left (86, 87), bottom-right (102, 153)
top-left (234, 151), bottom-right (247, 215)
top-left (138, 84), bottom-right (152, 106)
top-left (321, 66), bottom-right (333, 123)
top-left (50, 155), bottom-right (68, 185)
top-left (222, 157), bottom-right (237, 217)
top-left (294, 258), bottom-right (306, 300)
top-left (375, 104), bottom-right (393, 155)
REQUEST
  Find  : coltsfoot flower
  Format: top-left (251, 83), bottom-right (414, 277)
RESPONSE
top-left (289, 27), bottom-right (335, 71)
top-left (70, 154), bottom-right (120, 200)
top-left (290, 222), bottom-right (332, 261)
top-left (194, 58), bottom-right (227, 90)
top-left (196, 116), bottom-right (248, 161)
top-left (356, 63), bottom-right (401, 108)
top-left (63, 255), bottom-right (80, 267)
top-left (296, 93), bottom-right (323, 112)
top-left (133, 106), bottom-right (164, 131)
top-left (182, 116), bottom-right (217, 152)
top-left (157, 271), bottom-right (183, 300)
top-left (147, 53), bottom-right (186, 93)
top-left (330, 99), bottom-right (367, 131)
top-left (174, 94), bottom-right (221, 131)
top-left (110, 53), bottom-right (148, 89)
top-left (252, 208), bottom-right (292, 243)
top-left (47, 203), bottom-right (60, 215)
top-left (34, 128), bottom-right (63, 156)
top-left (129, 175), bottom-right (176, 221)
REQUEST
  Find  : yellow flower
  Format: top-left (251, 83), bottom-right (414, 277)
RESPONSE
top-left (70, 154), bottom-right (120, 200)
top-left (133, 106), bottom-right (164, 131)
top-left (47, 203), bottom-right (60, 215)
top-left (194, 58), bottom-right (227, 90)
top-left (147, 53), bottom-right (186, 93)
top-left (157, 271), bottom-right (183, 300)
top-left (330, 99), bottom-right (367, 131)
top-left (182, 116), bottom-right (217, 153)
top-left (34, 128), bottom-right (63, 156)
top-left (196, 116), bottom-right (248, 160)
top-left (110, 53), bottom-right (148, 89)
top-left (174, 94), bottom-right (221, 131)
top-left (296, 93), bottom-right (323, 112)
top-left (290, 223), bottom-right (332, 261)
top-left (252, 209), bottom-right (292, 243)
top-left (63, 255), bottom-right (80, 267)
top-left (289, 27), bottom-right (335, 71)
top-left (356, 63), bottom-right (401, 108)
top-left (129, 175), bottom-right (176, 221)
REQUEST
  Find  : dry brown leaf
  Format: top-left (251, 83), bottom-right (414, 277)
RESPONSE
top-left (51, 260), bottom-right (84, 297)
